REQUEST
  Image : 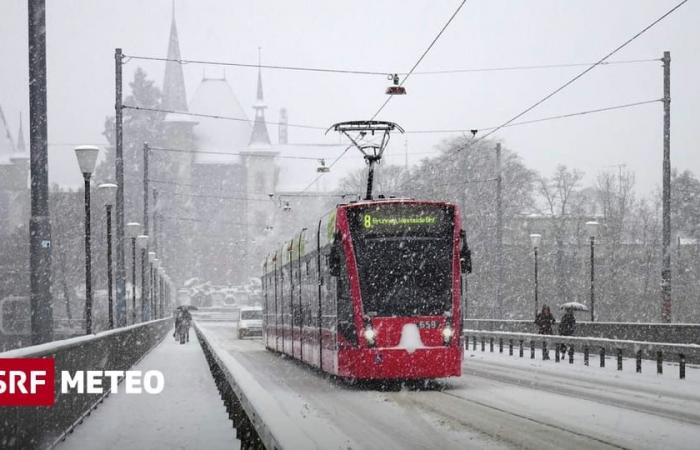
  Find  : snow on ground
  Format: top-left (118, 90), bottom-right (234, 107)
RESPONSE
top-left (199, 321), bottom-right (506, 450)
top-left (199, 321), bottom-right (700, 450)
top-left (460, 347), bottom-right (700, 449)
top-left (53, 322), bottom-right (700, 449)
top-left (56, 330), bottom-right (237, 450)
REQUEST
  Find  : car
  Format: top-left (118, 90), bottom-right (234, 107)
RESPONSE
top-left (237, 306), bottom-right (263, 339)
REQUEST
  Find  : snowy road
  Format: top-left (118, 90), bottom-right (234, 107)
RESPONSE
top-left (200, 321), bottom-right (700, 450)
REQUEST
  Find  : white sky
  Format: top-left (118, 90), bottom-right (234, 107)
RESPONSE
top-left (0, 0), bottom-right (698, 197)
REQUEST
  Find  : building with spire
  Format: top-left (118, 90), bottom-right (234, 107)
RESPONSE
top-left (158, 5), bottom-right (363, 287)
top-left (0, 108), bottom-right (29, 236)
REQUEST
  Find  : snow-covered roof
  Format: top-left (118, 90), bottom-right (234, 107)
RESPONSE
top-left (188, 78), bottom-right (252, 165)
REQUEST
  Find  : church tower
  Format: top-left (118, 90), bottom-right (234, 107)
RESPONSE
top-left (162, 1), bottom-right (188, 112)
top-left (242, 55), bottom-right (279, 271)
top-left (160, 1), bottom-right (196, 284)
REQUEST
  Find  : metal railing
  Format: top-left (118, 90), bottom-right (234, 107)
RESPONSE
top-left (464, 319), bottom-right (700, 345)
top-left (464, 329), bottom-right (700, 380)
top-left (0, 318), bottom-right (171, 449)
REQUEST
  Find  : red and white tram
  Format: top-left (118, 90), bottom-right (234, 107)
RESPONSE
top-left (261, 199), bottom-right (471, 380)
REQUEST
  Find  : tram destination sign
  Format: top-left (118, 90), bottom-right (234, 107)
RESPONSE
top-left (348, 203), bottom-right (453, 237)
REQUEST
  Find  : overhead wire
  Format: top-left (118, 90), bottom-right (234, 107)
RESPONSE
top-left (406, 99), bottom-right (661, 134)
top-left (307, 0), bottom-right (470, 193)
top-left (123, 54), bottom-right (658, 77)
top-left (461, 0), bottom-right (687, 146)
top-left (370, 0), bottom-right (468, 121)
top-left (149, 145), bottom-right (335, 161)
top-left (121, 105), bottom-right (326, 130)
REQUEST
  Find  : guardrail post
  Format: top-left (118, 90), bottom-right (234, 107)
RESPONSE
top-left (481, 336), bottom-right (485, 352)
top-left (568, 345), bottom-right (574, 364)
top-left (584, 346), bottom-right (589, 366)
top-left (680, 354), bottom-right (686, 379)
top-left (542, 341), bottom-right (549, 360)
top-left (555, 344), bottom-right (560, 362)
top-left (657, 351), bottom-right (663, 375)
top-left (499, 338), bottom-right (503, 353)
top-left (465, 335), bottom-right (469, 350)
top-left (489, 337), bottom-right (494, 352)
top-left (530, 340), bottom-right (535, 359)
top-left (519, 339), bottom-right (524, 357)
top-left (617, 349), bottom-right (623, 371)
top-left (473, 335), bottom-right (477, 351)
top-left (600, 347), bottom-right (605, 367)
top-left (508, 339), bottom-right (513, 356)
top-left (636, 350), bottom-right (642, 373)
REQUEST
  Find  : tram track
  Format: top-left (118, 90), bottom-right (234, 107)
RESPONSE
top-left (460, 357), bottom-right (700, 426)
top-left (199, 323), bottom-right (700, 450)
top-left (388, 388), bottom-right (628, 450)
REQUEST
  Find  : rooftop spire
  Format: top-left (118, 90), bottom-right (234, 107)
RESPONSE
top-left (256, 47), bottom-right (264, 101)
top-left (17, 113), bottom-right (26, 153)
top-left (162, 1), bottom-right (188, 111)
top-left (249, 47), bottom-right (271, 146)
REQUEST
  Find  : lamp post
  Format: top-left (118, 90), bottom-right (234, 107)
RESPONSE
top-left (529, 233), bottom-right (542, 318)
top-left (152, 258), bottom-right (160, 319)
top-left (158, 266), bottom-right (165, 318)
top-left (585, 221), bottom-right (600, 322)
top-left (98, 183), bottom-right (117, 328)
top-left (136, 234), bottom-right (149, 321)
top-left (126, 222), bottom-right (141, 324)
top-left (74, 145), bottom-right (99, 334)
top-left (148, 251), bottom-right (156, 320)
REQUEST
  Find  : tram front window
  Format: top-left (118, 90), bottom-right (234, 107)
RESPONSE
top-left (346, 203), bottom-right (455, 317)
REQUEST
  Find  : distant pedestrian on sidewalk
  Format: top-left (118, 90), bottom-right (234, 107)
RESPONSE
top-left (558, 308), bottom-right (576, 336)
top-left (535, 305), bottom-right (556, 335)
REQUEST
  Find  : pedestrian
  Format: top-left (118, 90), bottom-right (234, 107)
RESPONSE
top-left (181, 308), bottom-right (192, 343)
top-left (558, 308), bottom-right (576, 336)
top-left (558, 307), bottom-right (576, 357)
top-left (174, 308), bottom-right (183, 340)
top-left (535, 305), bottom-right (556, 335)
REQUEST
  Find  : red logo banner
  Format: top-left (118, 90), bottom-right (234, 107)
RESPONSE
top-left (0, 358), bottom-right (55, 406)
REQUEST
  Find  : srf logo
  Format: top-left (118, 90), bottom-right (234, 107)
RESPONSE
top-left (0, 358), bottom-right (55, 406)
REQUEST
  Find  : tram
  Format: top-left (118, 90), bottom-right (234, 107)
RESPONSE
top-left (261, 199), bottom-right (471, 380)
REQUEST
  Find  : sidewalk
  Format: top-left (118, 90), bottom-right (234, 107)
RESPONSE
top-left (58, 329), bottom-right (237, 450)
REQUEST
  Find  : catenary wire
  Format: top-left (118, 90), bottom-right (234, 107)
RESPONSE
top-left (121, 105), bottom-right (326, 130)
top-left (406, 99), bottom-right (661, 134)
top-left (370, 0), bottom-right (468, 121)
top-left (465, 0), bottom-right (687, 145)
top-left (123, 54), bottom-right (658, 77)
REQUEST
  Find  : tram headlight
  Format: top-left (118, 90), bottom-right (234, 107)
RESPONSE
top-left (364, 326), bottom-right (377, 346)
top-left (442, 325), bottom-right (454, 344)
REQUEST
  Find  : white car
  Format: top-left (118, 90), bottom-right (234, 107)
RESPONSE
top-left (237, 306), bottom-right (263, 339)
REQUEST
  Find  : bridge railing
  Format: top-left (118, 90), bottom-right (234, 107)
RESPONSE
top-left (464, 329), bottom-right (700, 380)
top-left (195, 320), bottom-right (326, 450)
top-left (0, 318), bottom-right (171, 449)
top-left (464, 319), bottom-right (700, 344)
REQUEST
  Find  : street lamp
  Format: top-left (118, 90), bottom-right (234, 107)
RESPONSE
top-left (136, 234), bottom-right (149, 321)
top-left (152, 258), bottom-right (160, 319)
top-left (585, 221), bottom-right (600, 322)
top-left (126, 222), bottom-right (141, 324)
top-left (74, 145), bottom-right (99, 334)
top-left (98, 183), bottom-right (117, 329)
top-left (529, 233), bottom-right (542, 318)
top-left (148, 251), bottom-right (156, 320)
top-left (158, 266), bottom-right (165, 318)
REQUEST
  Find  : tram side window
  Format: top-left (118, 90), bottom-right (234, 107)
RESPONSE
top-left (336, 256), bottom-right (357, 345)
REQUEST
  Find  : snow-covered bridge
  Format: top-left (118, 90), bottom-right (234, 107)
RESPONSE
top-left (12, 317), bottom-right (693, 450)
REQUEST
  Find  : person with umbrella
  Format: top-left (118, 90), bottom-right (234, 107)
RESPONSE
top-left (558, 307), bottom-right (576, 336)
top-left (535, 305), bottom-right (556, 335)
top-left (558, 302), bottom-right (586, 356)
